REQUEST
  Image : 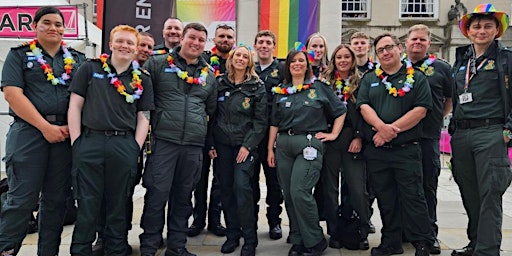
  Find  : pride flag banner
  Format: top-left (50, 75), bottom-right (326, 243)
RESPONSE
top-left (260, 0), bottom-right (319, 58)
top-left (177, 0), bottom-right (236, 50)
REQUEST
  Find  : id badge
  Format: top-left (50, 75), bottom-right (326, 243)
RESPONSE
top-left (303, 146), bottom-right (318, 160)
top-left (459, 92), bottom-right (473, 104)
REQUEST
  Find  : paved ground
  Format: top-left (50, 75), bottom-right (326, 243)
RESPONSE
top-left (12, 155), bottom-right (512, 255)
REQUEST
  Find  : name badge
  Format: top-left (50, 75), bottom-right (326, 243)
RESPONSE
top-left (164, 68), bottom-right (173, 73)
top-left (459, 66), bottom-right (466, 71)
top-left (92, 72), bottom-right (105, 79)
top-left (370, 82), bottom-right (379, 87)
top-left (459, 92), bottom-right (473, 104)
top-left (218, 96), bottom-right (225, 102)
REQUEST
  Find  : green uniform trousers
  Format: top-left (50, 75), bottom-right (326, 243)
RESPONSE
top-left (70, 131), bottom-right (139, 256)
top-left (275, 133), bottom-right (324, 248)
top-left (0, 120), bottom-right (71, 256)
top-left (366, 144), bottom-right (433, 248)
top-left (451, 124), bottom-right (512, 256)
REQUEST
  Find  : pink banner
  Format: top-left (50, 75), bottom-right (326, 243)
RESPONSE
top-left (0, 6), bottom-right (79, 38)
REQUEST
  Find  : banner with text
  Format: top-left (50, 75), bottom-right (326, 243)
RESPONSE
top-left (0, 6), bottom-right (78, 38)
top-left (177, 0), bottom-right (236, 51)
top-left (101, 0), bottom-right (175, 53)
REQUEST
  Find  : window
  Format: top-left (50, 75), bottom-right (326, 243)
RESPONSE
top-left (400, 0), bottom-right (437, 19)
top-left (92, 0), bottom-right (97, 17)
top-left (342, 0), bottom-right (370, 19)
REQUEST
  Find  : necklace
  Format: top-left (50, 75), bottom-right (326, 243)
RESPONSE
top-left (334, 71), bottom-right (351, 104)
top-left (271, 83), bottom-right (311, 95)
top-left (375, 59), bottom-right (415, 97)
top-left (99, 53), bottom-right (143, 103)
top-left (29, 39), bottom-right (75, 86)
top-left (166, 55), bottom-right (209, 85)
top-left (402, 53), bottom-right (436, 73)
top-left (210, 46), bottom-right (221, 77)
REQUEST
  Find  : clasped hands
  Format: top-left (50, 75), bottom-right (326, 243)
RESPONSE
top-left (372, 124), bottom-right (400, 147)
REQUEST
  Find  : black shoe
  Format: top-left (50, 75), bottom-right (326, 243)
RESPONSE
top-left (92, 235), bottom-right (105, 256)
top-left (240, 243), bottom-right (256, 256)
top-left (159, 238), bottom-right (166, 249)
top-left (187, 223), bottom-right (205, 237)
top-left (413, 241), bottom-right (430, 256)
top-left (359, 238), bottom-right (370, 250)
top-left (221, 239), bottom-right (240, 254)
top-left (302, 238), bottom-right (327, 256)
top-left (430, 239), bottom-right (441, 255)
top-left (288, 244), bottom-right (305, 256)
top-left (328, 237), bottom-right (342, 249)
top-left (369, 220), bottom-right (376, 234)
top-left (286, 236), bottom-right (291, 244)
top-left (269, 224), bottom-right (282, 240)
top-left (27, 219), bottom-right (38, 234)
top-left (165, 247), bottom-right (196, 256)
top-left (208, 223), bottom-right (227, 237)
top-left (371, 245), bottom-right (404, 256)
top-left (126, 244), bottom-right (133, 255)
top-left (451, 246), bottom-right (474, 256)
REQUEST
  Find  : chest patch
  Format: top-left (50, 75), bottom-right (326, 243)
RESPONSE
top-left (307, 89), bottom-right (317, 99)
top-left (483, 60), bottom-right (495, 70)
top-left (242, 97), bottom-right (251, 109)
top-left (92, 72), bottom-right (105, 79)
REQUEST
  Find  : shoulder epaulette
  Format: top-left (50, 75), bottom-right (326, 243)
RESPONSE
top-left (12, 41), bottom-right (31, 49)
top-left (436, 57), bottom-right (450, 65)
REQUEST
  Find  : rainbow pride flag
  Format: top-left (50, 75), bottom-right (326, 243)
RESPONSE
top-left (260, 0), bottom-right (319, 58)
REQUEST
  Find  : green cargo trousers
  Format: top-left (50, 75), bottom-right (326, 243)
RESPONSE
top-left (275, 133), bottom-right (324, 248)
top-left (451, 124), bottom-right (512, 256)
top-left (70, 130), bottom-right (139, 256)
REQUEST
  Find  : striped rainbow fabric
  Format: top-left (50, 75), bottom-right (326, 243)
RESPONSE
top-left (260, 0), bottom-right (319, 58)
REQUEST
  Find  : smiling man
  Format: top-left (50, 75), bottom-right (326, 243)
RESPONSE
top-left (450, 4), bottom-right (512, 256)
top-left (153, 17), bottom-right (183, 54)
top-left (404, 24), bottom-right (453, 255)
top-left (356, 33), bottom-right (433, 256)
top-left (139, 23), bottom-right (217, 256)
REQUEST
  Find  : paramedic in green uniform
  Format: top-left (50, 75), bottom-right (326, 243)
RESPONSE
top-left (267, 48), bottom-right (346, 256)
top-left (356, 33), bottom-right (433, 256)
top-left (0, 6), bottom-right (86, 256)
top-left (68, 25), bottom-right (154, 255)
top-left (450, 4), bottom-right (512, 256)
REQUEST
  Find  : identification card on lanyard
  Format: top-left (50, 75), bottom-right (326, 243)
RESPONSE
top-left (303, 134), bottom-right (318, 160)
top-left (461, 57), bottom-right (487, 104)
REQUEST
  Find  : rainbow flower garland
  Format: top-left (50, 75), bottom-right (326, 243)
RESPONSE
top-left (167, 55), bottom-right (209, 85)
top-left (271, 83), bottom-right (311, 95)
top-left (367, 57), bottom-right (374, 70)
top-left (100, 53), bottom-right (143, 103)
top-left (210, 46), bottom-right (221, 77)
top-left (402, 53), bottom-right (436, 72)
top-left (375, 59), bottom-right (415, 97)
top-left (334, 71), bottom-right (351, 104)
top-left (29, 39), bottom-right (75, 86)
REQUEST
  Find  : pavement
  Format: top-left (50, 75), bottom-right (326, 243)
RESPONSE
top-left (11, 154), bottom-right (512, 255)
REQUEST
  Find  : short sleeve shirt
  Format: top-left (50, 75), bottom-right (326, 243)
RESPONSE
top-left (69, 58), bottom-right (154, 131)
top-left (1, 42), bottom-right (86, 116)
top-left (270, 80), bottom-right (346, 131)
top-left (357, 63), bottom-right (432, 144)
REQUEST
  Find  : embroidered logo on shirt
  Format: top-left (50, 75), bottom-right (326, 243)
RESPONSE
top-left (425, 66), bottom-right (435, 76)
top-left (242, 97), bottom-right (251, 109)
top-left (483, 60), bottom-right (495, 70)
top-left (92, 72), bottom-right (105, 79)
top-left (270, 69), bottom-right (279, 78)
top-left (308, 89), bottom-right (316, 99)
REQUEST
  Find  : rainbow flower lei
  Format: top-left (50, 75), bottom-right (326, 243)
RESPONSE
top-left (210, 46), bottom-right (221, 77)
top-left (375, 59), bottom-right (415, 97)
top-left (334, 71), bottom-right (351, 104)
top-left (167, 55), bottom-right (209, 85)
top-left (271, 83), bottom-right (311, 95)
top-left (29, 39), bottom-right (75, 86)
top-left (401, 53), bottom-right (436, 72)
top-left (100, 53), bottom-right (143, 104)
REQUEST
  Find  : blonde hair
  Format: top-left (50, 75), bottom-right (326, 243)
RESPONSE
top-left (226, 45), bottom-right (259, 83)
top-left (322, 44), bottom-right (361, 103)
top-left (306, 33), bottom-right (329, 66)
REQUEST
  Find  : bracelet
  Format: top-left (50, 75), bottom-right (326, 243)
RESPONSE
top-left (503, 129), bottom-right (512, 139)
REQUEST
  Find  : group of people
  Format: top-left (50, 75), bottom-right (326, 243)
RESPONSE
top-left (0, 3), bottom-right (511, 256)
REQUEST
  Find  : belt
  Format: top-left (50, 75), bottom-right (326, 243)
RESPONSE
top-left (380, 141), bottom-right (419, 149)
top-left (15, 114), bottom-right (67, 123)
top-left (279, 129), bottom-right (323, 136)
top-left (85, 128), bottom-right (130, 136)
top-left (454, 118), bottom-right (503, 129)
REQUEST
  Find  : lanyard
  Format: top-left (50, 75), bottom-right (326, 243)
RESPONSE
top-left (464, 57), bottom-right (487, 92)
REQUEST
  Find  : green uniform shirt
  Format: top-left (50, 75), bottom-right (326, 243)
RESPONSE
top-left (1, 41), bottom-right (86, 116)
top-left (357, 59), bottom-right (376, 75)
top-left (453, 42), bottom-right (503, 120)
top-left (413, 57), bottom-right (452, 139)
top-left (69, 58), bottom-right (154, 131)
top-left (270, 80), bottom-right (346, 132)
top-left (357, 62), bottom-right (432, 145)
top-left (256, 58), bottom-right (283, 117)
